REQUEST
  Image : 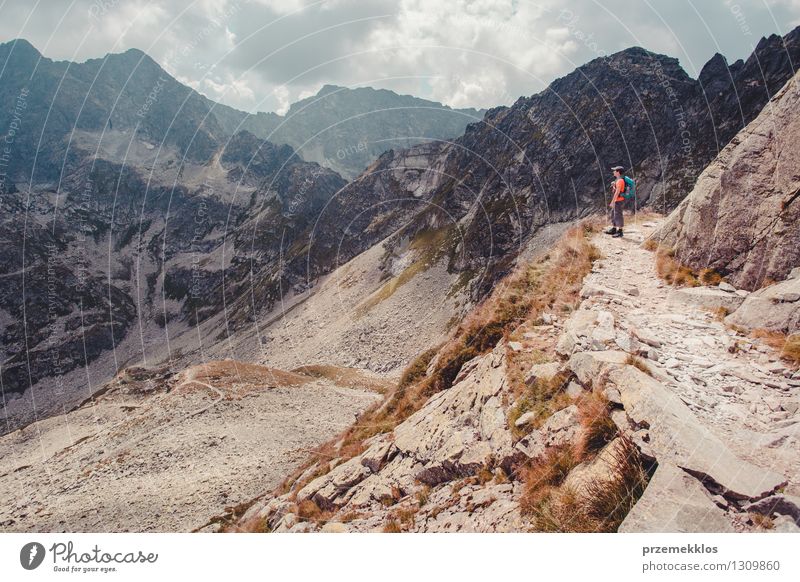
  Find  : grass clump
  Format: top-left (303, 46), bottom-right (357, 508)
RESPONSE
top-left (750, 513), bottom-right (775, 530)
top-left (508, 371), bottom-right (572, 439)
top-left (625, 354), bottom-right (653, 377)
top-left (520, 432), bottom-right (651, 532)
top-left (574, 391), bottom-right (617, 457)
top-left (397, 346), bottom-right (440, 389)
top-left (383, 519), bottom-right (402, 533)
top-left (749, 330), bottom-right (800, 366)
top-left (780, 334), bottom-right (800, 365)
top-left (698, 268), bottom-right (722, 285)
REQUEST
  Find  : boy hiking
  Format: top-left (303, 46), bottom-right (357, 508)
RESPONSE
top-left (605, 165), bottom-right (634, 238)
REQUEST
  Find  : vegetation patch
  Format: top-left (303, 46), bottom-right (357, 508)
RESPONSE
top-left (519, 432), bottom-right (651, 532)
top-left (508, 371), bottom-right (572, 439)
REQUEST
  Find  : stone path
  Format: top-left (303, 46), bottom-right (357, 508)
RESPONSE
top-left (581, 219), bottom-right (800, 497)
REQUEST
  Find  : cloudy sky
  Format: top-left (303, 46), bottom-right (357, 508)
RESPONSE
top-left (1, 0), bottom-right (799, 113)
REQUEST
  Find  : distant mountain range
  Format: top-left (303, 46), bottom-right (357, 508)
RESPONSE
top-left (0, 39), bottom-right (483, 181)
top-left (217, 84), bottom-right (485, 179)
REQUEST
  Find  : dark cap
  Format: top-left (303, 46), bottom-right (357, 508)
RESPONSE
top-left (611, 165), bottom-right (624, 171)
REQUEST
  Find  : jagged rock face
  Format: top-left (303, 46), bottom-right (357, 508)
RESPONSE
top-left (0, 130), bottom-right (345, 420)
top-left (653, 71), bottom-right (800, 291)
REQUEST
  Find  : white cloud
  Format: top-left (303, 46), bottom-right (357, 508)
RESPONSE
top-left (1, 0), bottom-right (798, 113)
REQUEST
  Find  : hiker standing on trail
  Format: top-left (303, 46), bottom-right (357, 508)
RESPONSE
top-left (605, 165), bottom-right (628, 238)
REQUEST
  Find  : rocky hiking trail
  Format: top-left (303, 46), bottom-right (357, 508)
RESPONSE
top-left (240, 217), bottom-right (800, 533)
top-left (572, 219), bottom-right (799, 531)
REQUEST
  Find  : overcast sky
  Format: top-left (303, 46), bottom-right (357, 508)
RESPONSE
top-left (1, 0), bottom-right (799, 114)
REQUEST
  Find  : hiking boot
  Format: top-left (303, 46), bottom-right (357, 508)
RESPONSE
top-left (604, 227), bottom-right (618, 235)
top-left (612, 229), bottom-right (623, 238)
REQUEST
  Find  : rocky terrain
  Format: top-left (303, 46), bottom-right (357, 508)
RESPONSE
top-left (0, 360), bottom-right (384, 532)
top-left (653, 70), bottom-right (800, 292)
top-left (236, 219), bottom-right (799, 533)
top-left (3, 30), bottom-right (800, 437)
top-left (2, 28), bottom-right (800, 536)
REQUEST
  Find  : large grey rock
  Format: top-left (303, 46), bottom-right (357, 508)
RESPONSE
top-left (524, 361), bottom-right (561, 386)
top-left (619, 462), bottom-right (735, 532)
top-left (392, 345), bottom-right (515, 484)
top-left (666, 287), bottom-right (745, 312)
top-left (724, 276), bottom-right (800, 333)
top-left (652, 71), bottom-right (800, 291)
top-left (569, 350), bottom-right (630, 386)
top-left (608, 366), bottom-right (787, 500)
top-left (296, 455), bottom-right (372, 509)
top-left (556, 309), bottom-right (598, 356)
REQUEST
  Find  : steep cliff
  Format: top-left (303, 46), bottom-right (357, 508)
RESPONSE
top-left (652, 71), bottom-right (800, 291)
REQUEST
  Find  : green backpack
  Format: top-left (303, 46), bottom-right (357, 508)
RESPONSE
top-left (620, 175), bottom-right (636, 201)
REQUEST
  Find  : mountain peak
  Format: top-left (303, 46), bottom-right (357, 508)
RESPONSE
top-left (0, 38), bottom-right (43, 62)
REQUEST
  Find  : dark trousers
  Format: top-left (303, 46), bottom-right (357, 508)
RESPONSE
top-left (610, 200), bottom-right (624, 228)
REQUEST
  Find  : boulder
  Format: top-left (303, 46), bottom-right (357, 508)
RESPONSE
top-left (608, 366), bottom-right (787, 501)
top-left (568, 350), bottom-right (630, 386)
top-left (524, 361), bottom-right (561, 386)
top-left (618, 462), bottom-right (735, 532)
top-left (666, 287), bottom-right (745, 312)
top-left (556, 309), bottom-right (598, 356)
top-left (392, 345), bottom-right (515, 483)
top-left (296, 455), bottom-right (371, 509)
top-left (724, 276), bottom-right (800, 333)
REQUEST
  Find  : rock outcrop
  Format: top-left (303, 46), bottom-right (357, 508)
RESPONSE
top-left (652, 71), bottom-right (800, 291)
top-left (724, 272), bottom-right (800, 333)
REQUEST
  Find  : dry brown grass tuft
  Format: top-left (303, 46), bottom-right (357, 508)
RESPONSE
top-left (625, 354), bottom-right (653, 377)
top-left (781, 334), bottom-right (800, 365)
top-left (653, 246), bottom-right (699, 287)
top-left (712, 306), bottom-right (730, 321)
top-left (383, 519), bottom-right (402, 533)
top-left (751, 328), bottom-right (788, 349)
top-left (518, 445), bottom-right (581, 517)
top-left (748, 330), bottom-right (800, 366)
top-left (642, 238), bottom-right (659, 252)
top-left (522, 434), bottom-right (650, 532)
top-left (750, 513), bottom-right (775, 530)
top-left (397, 346), bottom-right (440, 389)
top-left (698, 268), bottom-right (722, 286)
top-left (562, 434), bottom-right (651, 532)
top-left (574, 391), bottom-right (617, 458)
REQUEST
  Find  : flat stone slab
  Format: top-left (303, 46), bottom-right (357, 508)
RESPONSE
top-left (618, 462), bottom-right (735, 532)
top-left (667, 287), bottom-right (745, 312)
top-left (609, 366), bottom-right (787, 501)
